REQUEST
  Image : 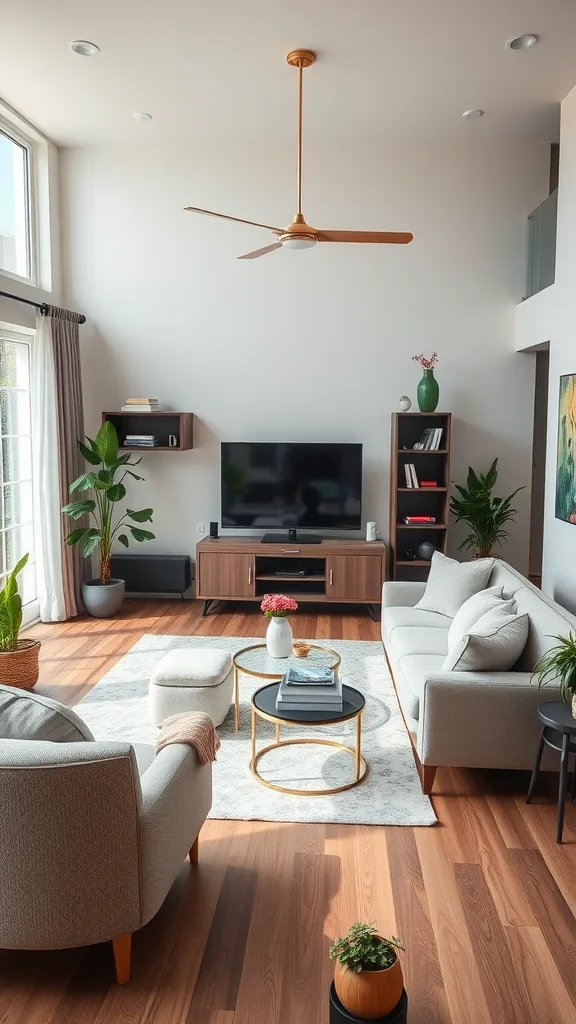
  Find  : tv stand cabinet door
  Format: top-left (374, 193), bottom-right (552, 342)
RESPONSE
top-left (326, 555), bottom-right (383, 602)
top-left (197, 552), bottom-right (255, 599)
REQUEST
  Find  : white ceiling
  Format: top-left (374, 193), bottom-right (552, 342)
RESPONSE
top-left (2, 0), bottom-right (576, 147)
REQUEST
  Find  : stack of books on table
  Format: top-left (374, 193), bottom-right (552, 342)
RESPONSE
top-left (121, 397), bottom-right (160, 412)
top-left (276, 666), bottom-right (343, 713)
top-left (123, 434), bottom-right (163, 448)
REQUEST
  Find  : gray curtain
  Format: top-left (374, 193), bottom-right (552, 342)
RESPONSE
top-left (41, 306), bottom-right (86, 618)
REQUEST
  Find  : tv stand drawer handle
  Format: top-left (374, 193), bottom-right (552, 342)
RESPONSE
top-left (281, 548), bottom-right (300, 553)
top-left (329, 569), bottom-right (333, 586)
top-left (248, 566), bottom-right (253, 585)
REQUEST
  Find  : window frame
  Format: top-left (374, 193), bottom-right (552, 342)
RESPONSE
top-left (0, 117), bottom-right (38, 287)
top-left (0, 320), bottom-right (39, 626)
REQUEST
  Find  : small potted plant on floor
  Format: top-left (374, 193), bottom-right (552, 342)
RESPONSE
top-left (330, 922), bottom-right (404, 1020)
top-left (62, 421), bottom-right (155, 618)
top-left (0, 553), bottom-right (41, 690)
top-left (449, 458), bottom-right (524, 558)
top-left (534, 632), bottom-right (576, 718)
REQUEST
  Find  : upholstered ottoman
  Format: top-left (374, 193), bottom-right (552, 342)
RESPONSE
top-left (149, 649), bottom-right (233, 727)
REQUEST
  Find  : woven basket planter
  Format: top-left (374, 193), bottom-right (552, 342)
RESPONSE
top-left (0, 639), bottom-right (41, 690)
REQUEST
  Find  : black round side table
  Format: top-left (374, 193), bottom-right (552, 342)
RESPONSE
top-left (527, 701), bottom-right (576, 843)
top-left (329, 983), bottom-right (408, 1023)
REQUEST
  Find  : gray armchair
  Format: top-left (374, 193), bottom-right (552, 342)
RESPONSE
top-left (0, 736), bottom-right (211, 983)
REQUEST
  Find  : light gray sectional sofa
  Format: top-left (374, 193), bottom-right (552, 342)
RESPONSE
top-left (381, 559), bottom-right (574, 793)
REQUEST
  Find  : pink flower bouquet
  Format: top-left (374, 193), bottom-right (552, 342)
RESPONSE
top-left (412, 351), bottom-right (438, 370)
top-left (261, 593), bottom-right (299, 618)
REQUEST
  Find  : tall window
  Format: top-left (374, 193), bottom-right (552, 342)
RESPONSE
top-left (0, 326), bottom-right (37, 618)
top-left (0, 126), bottom-right (32, 281)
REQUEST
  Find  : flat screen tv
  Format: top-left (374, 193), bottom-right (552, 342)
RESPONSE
top-left (221, 442), bottom-right (362, 537)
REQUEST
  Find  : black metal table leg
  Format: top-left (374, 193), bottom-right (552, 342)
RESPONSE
top-left (526, 726), bottom-right (546, 803)
top-left (557, 732), bottom-right (570, 843)
top-left (202, 599), bottom-right (214, 616)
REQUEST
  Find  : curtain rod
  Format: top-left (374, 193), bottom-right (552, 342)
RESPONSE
top-left (0, 289), bottom-right (86, 325)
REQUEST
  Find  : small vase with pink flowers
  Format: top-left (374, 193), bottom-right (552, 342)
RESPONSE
top-left (261, 593), bottom-right (299, 658)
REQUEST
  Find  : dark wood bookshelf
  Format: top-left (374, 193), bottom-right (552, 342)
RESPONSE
top-left (389, 412), bottom-right (452, 580)
top-left (102, 412), bottom-right (194, 452)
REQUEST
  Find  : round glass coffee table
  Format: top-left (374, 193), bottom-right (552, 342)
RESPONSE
top-left (232, 642), bottom-right (341, 732)
top-left (250, 681), bottom-right (367, 797)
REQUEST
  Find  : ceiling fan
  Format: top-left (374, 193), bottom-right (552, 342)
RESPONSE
top-left (185, 49), bottom-right (413, 259)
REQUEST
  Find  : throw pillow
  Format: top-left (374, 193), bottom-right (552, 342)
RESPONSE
top-left (416, 551), bottom-right (494, 618)
top-left (448, 586), bottom-right (513, 647)
top-left (0, 684), bottom-right (94, 742)
top-left (442, 607), bottom-right (529, 672)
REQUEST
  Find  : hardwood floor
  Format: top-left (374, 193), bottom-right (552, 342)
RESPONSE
top-left (13, 599), bottom-right (576, 1023)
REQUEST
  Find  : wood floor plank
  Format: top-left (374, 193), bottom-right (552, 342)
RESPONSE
top-left (486, 793), bottom-right (538, 849)
top-left (387, 829), bottom-right (451, 1024)
top-left (454, 863), bottom-right (538, 1023)
top-left (511, 847), bottom-right (576, 1004)
top-left (191, 866), bottom-right (257, 1011)
top-left (505, 926), bottom-right (576, 1024)
top-left (415, 827), bottom-right (491, 1024)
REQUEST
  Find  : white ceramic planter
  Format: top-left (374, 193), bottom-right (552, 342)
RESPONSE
top-left (265, 616), bottom-right (293, 658)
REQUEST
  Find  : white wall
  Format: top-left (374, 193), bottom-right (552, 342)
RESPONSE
top-left (541, 86), bottom-right (576, 611)
top-left (59, 140), bottom-right (549, 571)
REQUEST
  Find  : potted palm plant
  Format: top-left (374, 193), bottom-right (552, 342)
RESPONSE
top-left (449, 458), bottom-right (524, 558)
top-left (62, 422), bottom-right (155, 618)
top-left (534, 633), bottom-right (576, 718)
top-left (0, 553), bottom-right (40, 690)
top-left (329, 923), bottom-right (404, 1020)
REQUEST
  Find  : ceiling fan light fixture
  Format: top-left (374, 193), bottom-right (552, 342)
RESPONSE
top-left (281, 235), bottom-right (317, 250)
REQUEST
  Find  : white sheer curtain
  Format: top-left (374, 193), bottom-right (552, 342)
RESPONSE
top-left (32, 314), bottom-right (66, 620)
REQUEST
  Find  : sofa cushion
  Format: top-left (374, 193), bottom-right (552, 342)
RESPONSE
top-left (0, 684), bottom-right (94, 742)
top-left (416, 551), bottom-right (494, 618)
top-left (443, 609), bottom-right (529, 672)
top-left (381, 605), bottom-right (452, 643)
top-left (392, 627), bottom-right (450, 663)
top-left (448, 588), bottom-right (512, 647)
top-left (393, 654), bottom-right (446, 720)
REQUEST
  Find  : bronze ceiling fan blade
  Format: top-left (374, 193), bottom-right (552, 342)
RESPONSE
top-left (237, 242), bottom-right (283, 260)
top-left (317, 230), bottom-right (414, 244)
top-left (184, 207), bottom-right (282, 234)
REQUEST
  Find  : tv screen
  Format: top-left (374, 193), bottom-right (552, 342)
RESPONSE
top-left (221, 442), bottom-right (362, 531)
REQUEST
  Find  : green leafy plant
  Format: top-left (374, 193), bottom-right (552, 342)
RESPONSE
top-left (449, 458), bottom-right (524, 558)
top-left (329, 923), bottom-right (404, 973)
top-left (62, 422), bottom-right (155, 585)
top-left (0, 553), bottom-right (29, 651)
top-left (533, 633), bottom-right (576, 708)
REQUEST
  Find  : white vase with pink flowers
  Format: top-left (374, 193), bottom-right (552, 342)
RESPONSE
top-left (261, 594), bottom-right (299, 658)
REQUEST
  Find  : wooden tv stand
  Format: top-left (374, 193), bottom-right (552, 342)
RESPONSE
top-left (196, 536), bottom-right (386, 619)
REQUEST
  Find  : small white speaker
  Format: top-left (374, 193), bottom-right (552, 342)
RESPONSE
top-left (366, 521), bottom-right (377, 542)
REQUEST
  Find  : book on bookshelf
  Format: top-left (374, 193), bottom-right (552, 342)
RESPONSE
top-left (404, 464), bottom-right (413, 487)
top-left (409, 463), bottom-right (419, 488)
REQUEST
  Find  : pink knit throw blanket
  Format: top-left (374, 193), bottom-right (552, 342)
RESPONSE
top-left (155, 711), bottom-right (220, 765)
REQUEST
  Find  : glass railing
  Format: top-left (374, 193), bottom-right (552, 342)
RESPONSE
top-left (526, 189), bottom-right (557, 298)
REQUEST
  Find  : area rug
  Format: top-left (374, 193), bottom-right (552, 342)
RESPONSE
top-left (75, 635), bottom-right (436, 826)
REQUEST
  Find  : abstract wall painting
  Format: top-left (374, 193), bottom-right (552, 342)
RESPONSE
top-left (556, 373), bottom-right (576, 524)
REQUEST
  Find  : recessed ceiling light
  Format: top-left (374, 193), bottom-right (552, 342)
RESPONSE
top-left (506, 34), bottom-right (538, 51)
top-left (70, 40), bottom-right (100, 57)
top-left (133, 111), bottom-right (153, 121)
top-left (462, 109), bottom-right (484, 120)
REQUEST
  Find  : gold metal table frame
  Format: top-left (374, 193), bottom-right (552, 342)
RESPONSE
top-left (232, 642), bottom-right (342, 732)
top-left (250, 687), bottom-right (367, 797)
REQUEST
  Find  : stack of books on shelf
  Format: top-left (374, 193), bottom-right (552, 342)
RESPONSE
top-left (121, 397), bottom-right (160, 412)
top-left (276, 665), bottom-right (343, 713)
top-left (404, 515), bottom-right (436, 524)
top-left (403, 464), bottom-right (438, 488)
top-left (413, 426), bottom-right (443, 450)
top-left (123, 434), bottom-right (163, 448)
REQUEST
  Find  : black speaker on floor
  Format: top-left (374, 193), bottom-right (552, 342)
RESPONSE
top-left (110, 554), bottom-right (191, 595)
top-left (209, 521), bottom-right (219, 539)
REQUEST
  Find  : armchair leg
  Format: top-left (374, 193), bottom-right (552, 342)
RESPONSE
top-left (189, 834), bottom-right (199, 863)
top-left (112, 933), bottom-right (132, 985)
top-left (422, 764), bottom-right (438, 795)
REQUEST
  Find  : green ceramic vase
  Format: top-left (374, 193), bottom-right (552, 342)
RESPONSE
top-left (417, 368), bottom-right (439, 412)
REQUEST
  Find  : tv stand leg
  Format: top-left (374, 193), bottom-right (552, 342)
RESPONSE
top-left (202, 599), bottom-right (215, 617)
top-left (367, 604), bottom-right (379, 623)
